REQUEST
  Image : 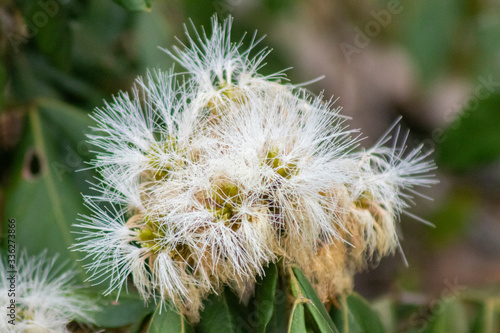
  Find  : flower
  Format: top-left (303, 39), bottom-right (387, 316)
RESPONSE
top-left (0, 251), bottom-right (97, 333)
top-left (73, 16), bottom-right (436, 321)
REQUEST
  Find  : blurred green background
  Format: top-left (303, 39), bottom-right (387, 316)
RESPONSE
top-left (1, 0), bottom-right (500, 331)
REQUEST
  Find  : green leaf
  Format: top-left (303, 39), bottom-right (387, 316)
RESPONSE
top-left (2, 98), bottom-right (95, 280)
top-left (113, 0), bottom-right (154, 11)
top-left (198, 288), bottom-right (249, 333)
top-left (471, 300), bottom-right (499, 333)
top-left (307, 302), bottom-right (339, 333)
top-left (291, 267), bottom-right (339, 333)
top-left (88, 293), bottom-right (153, 328)
top-left (371, 297), bottom-right (396, 333)
top-left (265, 267), bottom-right (288, 333)
top-left (288, 301), bottom-right (307, 333)
top-left (438, 93), bottom-right (500, 172)
top-left (147, 302), bottom-right (193, 333)
top-left (251, 263), bottom-right (278, 333)
top-left (331, 293), bottom-right (385, 333)
top-left (331, 296), bottom-right (362, 333)
top-left (423, 298), bottom-right (468, 333)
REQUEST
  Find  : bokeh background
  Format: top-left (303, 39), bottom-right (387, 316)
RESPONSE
top-left (1, 0), bottom-right (500, 331)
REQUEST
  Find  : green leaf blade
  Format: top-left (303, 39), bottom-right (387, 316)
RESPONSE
top-left (198, 288), bottom-right (249, 333)
top-left (288, 301), bottom-right (307, 333)
top-left (252, 263), bottom-right (279, 333)
top-left (305, 302), bottom-right (337, 333)
top-left (148, 302), bottom-right (193, 333)
top-left (331, 293), bottom-right (385, 333)
top-left (88, 293), bottom-right (153, 328)
top-left (291, 267), bottom-right (339, 333)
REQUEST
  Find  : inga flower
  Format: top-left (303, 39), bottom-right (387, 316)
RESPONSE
top-left (0, 251), bottom-right (97, 333)
top-left (73, 16), bottom-right (436, 321)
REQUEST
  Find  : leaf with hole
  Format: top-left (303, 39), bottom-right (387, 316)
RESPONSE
top-left (2, 98), bottom-right (95, 280)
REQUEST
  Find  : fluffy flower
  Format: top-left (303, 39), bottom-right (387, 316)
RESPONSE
top-left (164, 17), bottom-right (287, 103)
top-left (73, 16), bottom-right (436, 320)
top-left (0, 251), bottom-right (97, 333)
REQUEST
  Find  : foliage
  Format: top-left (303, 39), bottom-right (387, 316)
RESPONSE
top-left (1, 0), bottom-right (499, 332)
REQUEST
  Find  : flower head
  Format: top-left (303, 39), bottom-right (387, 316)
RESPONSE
top-left (0, 251), bottom-right (97, 333)
top-left (73, 16), bottom-right (436, 320)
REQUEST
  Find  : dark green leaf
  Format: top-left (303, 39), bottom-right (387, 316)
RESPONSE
top-left (471, 300), bottom-right (499, 333)
top-left (198, 288), bottom-right (249, 333)
top-left (265, 267), bottom-right (288, 333)
top-left (291, 267), bottom-right (338, 333)
top-left (113, 0), bottom-right (154, 11)
top-left (148, 302), bottom-right (193, 333)
top-left (438, 93), bottom-right (500, 172)
top-left (306, 302), bottom-right (338, 333)
top-left (288, 301), bottom-right (307, 333)
top-left (89, 293), bottom-right (153, 328)
top-left (331, 293), bottom-right (385, 333)
top-left (2, 99), bottom-right (95, 280)
top-left (331, 297), bottom-right (362, 333)
top-left (251, 263), bottom-right (278, 333)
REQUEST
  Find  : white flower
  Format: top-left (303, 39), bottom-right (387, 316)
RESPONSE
top-left (164, 17), bottom-right (286, 100)
top-left (0, 251), bottom-right (97, 333)
top-left (73, 16), bottom-right (437, 320)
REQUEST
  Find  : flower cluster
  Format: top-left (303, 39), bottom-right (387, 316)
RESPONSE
top-left (0, 251), bottom-right (96, 332)
top-left (73, 17), bottom-right (436, 321)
